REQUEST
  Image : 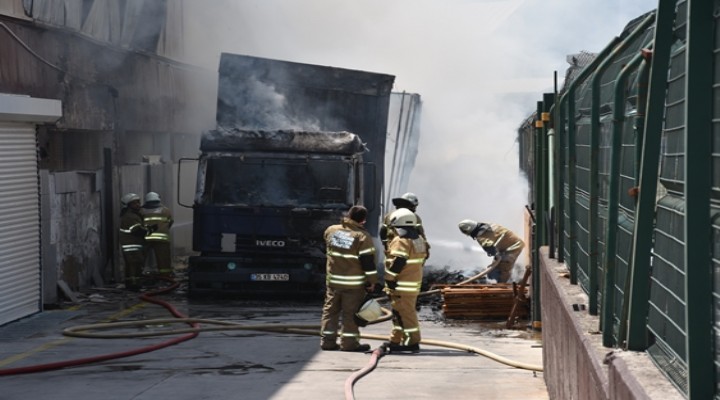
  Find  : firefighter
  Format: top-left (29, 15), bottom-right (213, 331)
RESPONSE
top-left (141, 192), bottom-right (174, 278)
top-left (119, 193), bottom-right (151, 291)
top-left (320, 205), bottom-right (379, 352)
top-left (380, 192), bottom-right (429, 262)
top-left (384, 208), bottom-right (429, 353)
top-left (458, 220), bottom-right (525, 283)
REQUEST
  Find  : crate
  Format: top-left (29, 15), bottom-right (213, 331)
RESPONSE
top-left (437, 283), bottom-right (529, 320)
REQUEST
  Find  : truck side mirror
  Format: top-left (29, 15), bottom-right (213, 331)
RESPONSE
top-left (178, 158), bottom-right (199, 208)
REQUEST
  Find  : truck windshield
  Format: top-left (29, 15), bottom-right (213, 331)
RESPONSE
top-left (200, 157), bottom-right (352, 207)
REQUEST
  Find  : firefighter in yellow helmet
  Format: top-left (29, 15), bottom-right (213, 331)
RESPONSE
top-left (119, 193), bottom-right (152, 291)
top-left (458, 219), bottom-right (525, 283)
top-left (384, 208), bottom-right (429, 353)
top-left (141, 192), bottom-right (174, 278)
top-left (320, 205), bottom-right (379, 352)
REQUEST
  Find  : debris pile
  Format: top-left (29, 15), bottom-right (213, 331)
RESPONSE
top-left (418, 266), bottom-right (482, 310)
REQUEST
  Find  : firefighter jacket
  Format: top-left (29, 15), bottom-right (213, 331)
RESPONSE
top-left (141, 202), bottom-right (174, 244)
top-left (324, 218), bottom-right (378, 289)
top-left (385, 229), bottom-right (428, 294)
top-left (119, 208), bottom-right (147, 253)
top-left (380, 210), bottom-right (426, 250)
top-left (475, 223), bottom-right (524, 255)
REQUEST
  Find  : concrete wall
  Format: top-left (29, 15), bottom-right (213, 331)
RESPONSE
top-left (539, 247), bottom-right (684, 400)
top-left (47, 171), bottom-right (103, 291)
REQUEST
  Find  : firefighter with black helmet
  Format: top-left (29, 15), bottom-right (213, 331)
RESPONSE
top-left (380, 192), bottom-right (425, 249)
top-left (119, 193), bottom-right (151, 291)
top-left (141, 192), bottom-right (174, 278)
top-left (320, 205), bottom-right (379, 352)
top-left (384, 208), bottom-right (429, 353)
top-left (458, 219), bottom-right (525, 283)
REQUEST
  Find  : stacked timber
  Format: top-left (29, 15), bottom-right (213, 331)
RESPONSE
top-left (438, 283), bottom-right (530, 320)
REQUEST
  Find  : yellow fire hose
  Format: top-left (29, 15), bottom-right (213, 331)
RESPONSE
top-left (62, 318), bottom-right (542, 371)
top-left (62, 259), bottom-right (541, 373)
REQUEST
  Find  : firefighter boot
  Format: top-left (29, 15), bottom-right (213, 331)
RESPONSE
top-left (386, 342), bottom-right (420, 353)
top-left (341, 343), bottom-right (371, 352)
top-left (321, 341), bottom-right (339, 351)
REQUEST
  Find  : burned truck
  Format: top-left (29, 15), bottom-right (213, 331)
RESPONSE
top-left (182, 54), bottom-right (394, 296)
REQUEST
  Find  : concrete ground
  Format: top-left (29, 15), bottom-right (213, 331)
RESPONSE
top-left (0, 287), bottom-right (548, 400)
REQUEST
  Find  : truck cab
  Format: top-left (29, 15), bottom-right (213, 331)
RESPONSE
top-left (187, 129), bottom-right (369, 295)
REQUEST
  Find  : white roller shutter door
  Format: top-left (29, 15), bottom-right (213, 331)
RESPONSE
top-left (0, 122), bottom-right (40, 326)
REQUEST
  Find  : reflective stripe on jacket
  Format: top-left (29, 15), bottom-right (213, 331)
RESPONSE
top-left (385, 235), bottom-right (428, 294)
top-left (119, 209), bottom-right (145, 247)
top-left (141, 203), bottom-right (173, 243)
top-left (324, 218), bottom-right (377, 289)
top-left (475, 223), bottom-right (524, 254)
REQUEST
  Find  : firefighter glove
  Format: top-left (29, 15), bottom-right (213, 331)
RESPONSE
top-left (483, 245), bottom-right (497, 257)
top-left (386, 280), bottom-right (397, 290)
top-left (364, 282), bottom-right (374, 293)
top-left (372, 283), bottom-right (385, 297)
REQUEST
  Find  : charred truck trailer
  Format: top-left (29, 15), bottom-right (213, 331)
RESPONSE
top-left (183, 53), bottom-right (395, 296)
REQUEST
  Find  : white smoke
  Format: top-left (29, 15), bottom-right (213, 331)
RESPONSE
top-left (181, 0), bottom-right (658, 272)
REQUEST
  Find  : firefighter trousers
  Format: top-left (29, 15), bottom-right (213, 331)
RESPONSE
top-left (122, 248), bottom-right (145, 286)
top-left (320, 286), bottom-right (366, 350)
top-left (146, 241), bottom-right (172, 275)
top-left (494, 248), bottom-right (522, 282)
top-left (388, 291), bottom-right (421, 346)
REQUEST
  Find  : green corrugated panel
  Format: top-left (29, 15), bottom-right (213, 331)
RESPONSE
top-left (648, 195), bottom-right (687, 366)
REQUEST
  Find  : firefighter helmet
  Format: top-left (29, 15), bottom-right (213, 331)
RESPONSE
top-left (389, 208), bottom-right (417, 228)
top-left (144, 192), bottom-right (161, 203)
top-left (459, 220), bottom-right (491, 238)
top-left (121, 193), bottom-right (141, 207)
top-left (354, 296), bottom-right (383, 327)
top-left (458, 219), bottom-right (479, 236)
top-left (392, 192), bottom-right (419, 210)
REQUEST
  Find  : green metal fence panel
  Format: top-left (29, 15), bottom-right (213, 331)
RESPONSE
top-left (519, 0), bottom-right (719, 395)
top-left (713, 208), bottom-right (720, 398)
top-left (613, 213), bottom-right (635, 337)
top-left (645, 2), bottom-right (691, 394)
top-left (682, 0), bottom-right (716, 397)
top-left (712, 1), bottom-right (720, 397)
top-left (567, 16), bottom-right (655, 316)
top-left (648, 196), bottom-right (687, 360)
top-left (575, 192), bottom-right (591, 293)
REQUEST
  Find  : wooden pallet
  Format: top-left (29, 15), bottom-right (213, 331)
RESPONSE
top-left (437, 283), bottom-right (530, 320)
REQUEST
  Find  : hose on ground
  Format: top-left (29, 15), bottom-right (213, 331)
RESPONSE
top-left (1, 261), bottom-right (540, 381)
top-left (61, 319), bottom-right (542, 371)
top-left (0, 277), bottom-right (198, 377)
top-left (344, 345), bottom-right (386, 400)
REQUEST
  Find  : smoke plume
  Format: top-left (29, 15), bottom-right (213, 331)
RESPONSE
top-left (181, 0), bottom-right (658, 272)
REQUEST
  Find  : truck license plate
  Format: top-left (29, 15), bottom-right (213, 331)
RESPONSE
top-left (250, 273), bottom-right (290, 281)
